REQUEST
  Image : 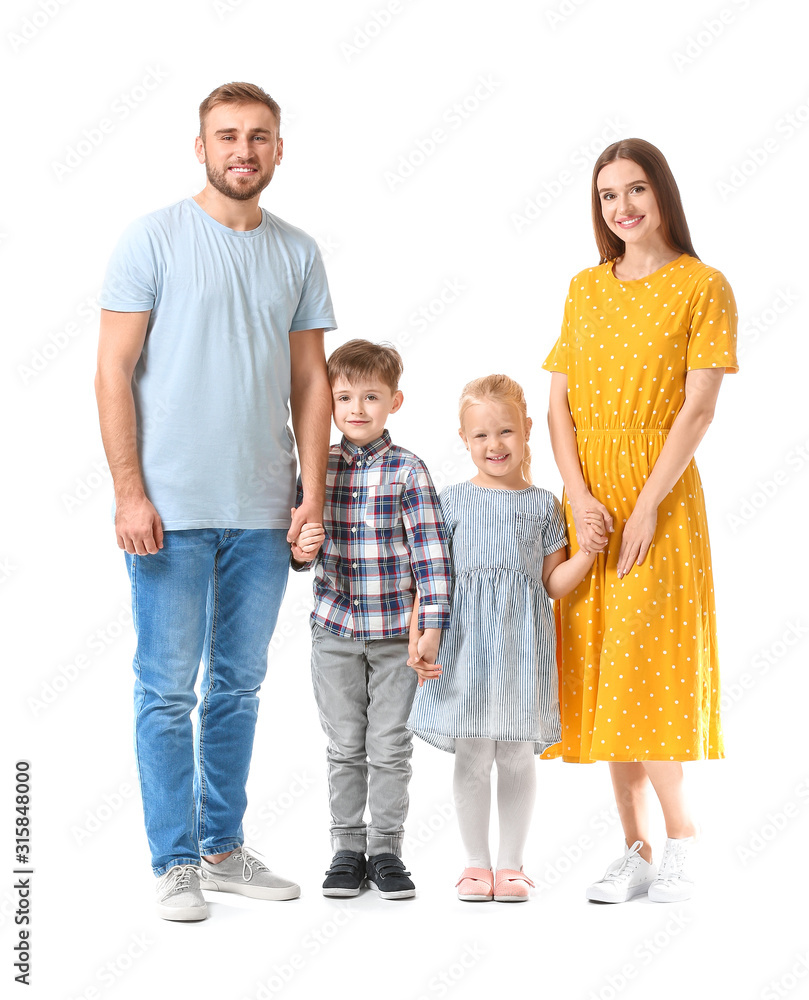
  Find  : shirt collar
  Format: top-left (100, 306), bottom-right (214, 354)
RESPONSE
top-left (339, 429), bottom-right (392, 466)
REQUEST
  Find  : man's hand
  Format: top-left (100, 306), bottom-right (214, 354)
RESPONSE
top-left (407, 628), bottom-right (442, 687)
top-left (115, 494), bottom-right (163, 555)
top-left (288, 499), bottom-right (324, 546)
top-left (290, 517), bottom-right (325, 564)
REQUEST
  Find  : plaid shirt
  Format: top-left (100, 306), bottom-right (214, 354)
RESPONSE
top-left (295, 430), bottom-right (451, 640)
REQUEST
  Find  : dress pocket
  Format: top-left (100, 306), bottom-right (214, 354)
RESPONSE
top-left (514, 511), bottom-right (542, 543)
top-left (364, 485), bottom-right (403, 530)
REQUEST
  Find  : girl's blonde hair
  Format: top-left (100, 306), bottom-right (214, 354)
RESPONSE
top-left (458, 374), bottom-right (532, 485)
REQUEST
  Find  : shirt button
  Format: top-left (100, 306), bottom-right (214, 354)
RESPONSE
top-left (353, 599), bottom-right (359, 606)
top-left (352, 563), bottom-right (358, 569)
top-left (351, 527), bottom-right (357, 533)
top-left (352, 492), bottom-right (358, 498)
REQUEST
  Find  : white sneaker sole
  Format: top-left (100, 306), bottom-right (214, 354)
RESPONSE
top-left (322, 886), bottom-right (361, 897)
top-left (367, 879), bottom-right (415, 900)
top-left (457, 893), bottom-right (492, 902)
top-left (648, 882), bottom-right (693, 902)
top-left (587, 881), bottom-right (652, 903)
top-left (157, 903), bottom-right (208, 921)
top-left (200, 880), bottom-right (300, 900)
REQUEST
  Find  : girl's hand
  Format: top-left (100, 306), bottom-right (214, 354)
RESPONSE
top-left (569, 494), bottom-right (613, 555)
top-left (616, 501), bottom-right (657, 578)
top-left (407, 629), bottom-right (442, 687)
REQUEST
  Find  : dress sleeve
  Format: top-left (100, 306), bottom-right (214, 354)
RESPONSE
top-left (439, 487), bottom-right (457, 541)
top-left (541, 277), bottom-right (575, 375)
top-left (686, 270), bottom-right (739, 373)
top-left (542, 493), bottom-right (568, 555)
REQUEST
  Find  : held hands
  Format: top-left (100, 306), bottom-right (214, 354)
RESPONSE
top-left (570, 495), bottom-right (613, 556)
top-left (289, 511), bottom-right (325, 564)
top-left (407, 628), bottom-right (442, 687)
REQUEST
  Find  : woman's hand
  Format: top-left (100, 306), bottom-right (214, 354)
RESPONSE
top-left (569, 494), bottom-right (613, 555)
top-left (616, 501), bottom-right (658, 578)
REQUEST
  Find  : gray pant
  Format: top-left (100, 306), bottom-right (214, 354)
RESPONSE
top-left (310, 622), bottom-right (418, 856)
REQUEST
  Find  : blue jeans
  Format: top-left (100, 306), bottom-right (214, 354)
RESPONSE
top-left (125, 528), bottom-right (288, 875)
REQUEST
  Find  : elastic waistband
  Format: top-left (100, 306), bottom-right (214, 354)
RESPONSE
top-left (575, 428), bottom-right (670, 435)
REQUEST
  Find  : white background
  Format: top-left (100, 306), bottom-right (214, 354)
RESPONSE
top-left (4, 0), bottom-right (809, 998)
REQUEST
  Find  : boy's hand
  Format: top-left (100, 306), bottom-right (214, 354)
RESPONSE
top-left (290, 516), bottom-right (325, 563)
top-left (407, 628), bottom-right (442, 687)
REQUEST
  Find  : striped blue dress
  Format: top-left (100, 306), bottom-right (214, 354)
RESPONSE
top-left (407, 481), bottom-right (567, 754)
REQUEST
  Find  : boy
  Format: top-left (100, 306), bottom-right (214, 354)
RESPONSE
top-left (291, 339), bottom-right (451, 898)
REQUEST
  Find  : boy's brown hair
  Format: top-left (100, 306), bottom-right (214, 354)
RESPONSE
top-left (327, 339), bottom-right (403, 392)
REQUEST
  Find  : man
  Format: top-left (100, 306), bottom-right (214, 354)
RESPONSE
top-left (95, 82), bottom-right (336, 921)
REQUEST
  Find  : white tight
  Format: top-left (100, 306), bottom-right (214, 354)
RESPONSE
top-left (452, 738), bottom-right (536, 871)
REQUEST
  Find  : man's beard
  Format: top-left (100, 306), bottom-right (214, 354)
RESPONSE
top-left (204, 160), bottom-right (270, 202)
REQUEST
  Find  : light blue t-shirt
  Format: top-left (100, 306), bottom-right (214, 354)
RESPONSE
top-left (99, 197), bottom-right (337, 529)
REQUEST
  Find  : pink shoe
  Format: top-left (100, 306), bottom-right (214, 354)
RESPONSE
top-left (455, 867), bottom-right (494, 901)
top-left (494, 868), bottom-right (534, 902)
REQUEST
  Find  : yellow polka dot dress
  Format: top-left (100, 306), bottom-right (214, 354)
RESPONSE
top-left (542, 254), bottom-right (738, 763)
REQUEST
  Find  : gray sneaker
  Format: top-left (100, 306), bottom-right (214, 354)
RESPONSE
top-left (199, 847), bottom-right (300, 900)
top-left (155, 864), bottom-right (208, 921)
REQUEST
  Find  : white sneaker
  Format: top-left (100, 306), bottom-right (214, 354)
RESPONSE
top-left (156, 864), bottom-right (208, 921)
top-left (586, 840), bottom-right (657, 903)
top-left (199, 847), bottom-right (300, 900)
top-left (648, 836), bottom-right (695, 902)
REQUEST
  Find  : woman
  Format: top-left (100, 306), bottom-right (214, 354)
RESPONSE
top-left (543, 138), bottom-right (738, 903)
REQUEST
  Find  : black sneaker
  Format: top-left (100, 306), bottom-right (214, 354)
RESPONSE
top-left (366, 853), bottom-right (415, 899)
top-left (322, 851), bottom-right (366, 897)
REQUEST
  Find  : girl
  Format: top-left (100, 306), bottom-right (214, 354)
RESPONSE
top-left (407, 375), bottom-right (605, 902)
top-left (543, 138), bottom-right (738, 902)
